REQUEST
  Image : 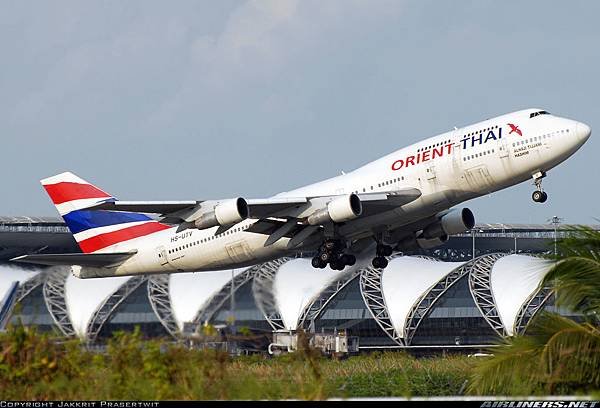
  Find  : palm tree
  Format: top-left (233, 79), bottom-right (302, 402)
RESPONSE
top-left (468, 226), bottom-right (600, 395)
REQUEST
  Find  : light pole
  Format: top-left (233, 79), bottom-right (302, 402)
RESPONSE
top-left (472, 228), bottom-right (484, 259)
top-left (547, 216), bottom-right (563, 256)
top-left (230, 269), bottom-right (235, 328)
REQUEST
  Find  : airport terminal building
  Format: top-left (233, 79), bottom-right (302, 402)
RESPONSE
top-left (0, 216), bottom-right (582, 352)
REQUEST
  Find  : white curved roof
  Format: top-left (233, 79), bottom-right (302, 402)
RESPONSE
top-left (382, 257), bottom-right (466, 338)
top-left (169, 268), bottom-right (246, 330)
top-left (65, 273), bottom-right (132, 338)
top-left (274, 259), bottom-right (359, 330)
top-left (490, 254), bottom-right (553, 335)
top-left (0, 264), bottom-right (40, 301)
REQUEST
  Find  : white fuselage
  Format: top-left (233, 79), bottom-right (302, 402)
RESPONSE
top-left (76, 108), bottom-right (590, 277)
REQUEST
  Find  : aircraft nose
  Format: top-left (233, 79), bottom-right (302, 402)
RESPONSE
top-left (576, 122), bottom-right (592, 143)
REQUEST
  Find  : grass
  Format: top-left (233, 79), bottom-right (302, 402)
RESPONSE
top-left (0, 324), bottom-right (476, 400)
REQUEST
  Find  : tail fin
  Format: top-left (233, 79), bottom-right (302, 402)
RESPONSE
top-left (41, 172), bottom-right (170, 253)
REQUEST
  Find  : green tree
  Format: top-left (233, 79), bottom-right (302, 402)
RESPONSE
top-left (469, 226), bottom-right (600, 395)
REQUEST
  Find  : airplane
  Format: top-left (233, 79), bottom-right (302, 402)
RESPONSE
top-left (12, 108), bottom-right (591, 278)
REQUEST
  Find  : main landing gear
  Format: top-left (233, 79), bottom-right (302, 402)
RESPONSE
top-left (372, 244), bottom-right (393, 269)
top-left (532, 171), bottom-right (548, 203)
top-left (311, 239), bottom-right (356, 271)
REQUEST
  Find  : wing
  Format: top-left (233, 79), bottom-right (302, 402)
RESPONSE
top-left (247, 188), bottom-right (422, 248)
top-left (87, 200), bottom-right (199, 215)
top-left (11, 251), bottom-right (137, 267)
top-left (84, 189), bottom-right (420, 220)
top-left (356, 189), bottom-right (421, 216)
top-left (87, 198), bottom-right (309, 221)
top-left (81, 188), bottom-right (422, 248)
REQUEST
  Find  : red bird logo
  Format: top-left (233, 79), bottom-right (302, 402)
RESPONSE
top-left (508, 123), bottom-right (522, 136)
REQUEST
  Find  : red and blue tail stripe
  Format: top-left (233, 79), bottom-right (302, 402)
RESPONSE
top-left (41, 172), bottom-right (171, 253)
top-left (62, 210), bottom-right (153, 234)
top-left (76, 222), bottom-right (171, 253)
top-left (43, 182), bottom-right (111, 205)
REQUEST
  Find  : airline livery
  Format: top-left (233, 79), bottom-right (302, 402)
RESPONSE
top-left (13, 109), bottom-right (591, 278)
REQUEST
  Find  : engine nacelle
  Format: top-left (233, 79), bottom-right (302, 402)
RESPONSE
top-left (194, 198), bottom-right (249, 230)
top-left (307, 194), bottom-right (362, 225)
top-left (395, 234), bottom-right (449, 251)
top-left (421, 208), bottom-right (475, 239)
top-left (417, 234), bottom-right (449, 249)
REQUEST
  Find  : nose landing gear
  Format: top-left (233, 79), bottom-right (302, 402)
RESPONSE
top-left (531, 171), bottom-right (548, 203)
top-left (532, 190), bottom-right (547, 203)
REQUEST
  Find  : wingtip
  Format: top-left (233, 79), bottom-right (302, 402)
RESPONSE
top-left (9, 255), bottom-right (27, 263)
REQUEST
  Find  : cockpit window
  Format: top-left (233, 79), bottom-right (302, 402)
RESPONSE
top-left (529, 110), bottom-right (550, 118)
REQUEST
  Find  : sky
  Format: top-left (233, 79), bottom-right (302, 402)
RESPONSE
top-left (1, 0), bottom-right (599, 225)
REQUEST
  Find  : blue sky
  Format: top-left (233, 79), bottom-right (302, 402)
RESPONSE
top-left (1, 0), bottom-right (598, 224)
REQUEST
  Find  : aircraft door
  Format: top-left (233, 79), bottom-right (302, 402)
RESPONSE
top-left (463, 165), bottom-right (494, 193)
top-left (498, 136), bottom-right (510, 159)
top-left (426, 164), bottom-right (436, 181)
top-left (226, 241), bottom-right (255, 263)
top-left (157, 245), bottom-right (176, 270)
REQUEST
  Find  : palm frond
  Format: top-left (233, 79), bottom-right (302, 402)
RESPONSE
top-left (471, 226), bottom-right (600, 395)
top-left (468, 335), bottom-right (546, 395)
top-left (469, 312), bottom-right (600, 395)
top-left (551, 226), bottom-right (600, 262)
top-left (533, 313), bottom-right (600, 390)
top-left (543, 256), bottom-right (600, 314)
top-left (541, 226), bottom-right (600, 314)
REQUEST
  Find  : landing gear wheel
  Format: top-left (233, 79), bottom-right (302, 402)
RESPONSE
top-left (532, 190), bottom-right (545, 203)
top-left (380, 257), bottom-right (388, 268)
top-left (342, 254), bottom-right (356, 266)
top-left (531, 171), bottom-right (548, 204)
top-left (323, 240), bottom-right (338, 251)
top-left (312, 257), bottom-right (322, 268)
top-left (372, 256), bottom-right (388, 269)
top-left (311, 256), bottom-right (327, 269)
top-left (315, 239), bottom-right (352, 270)
top-left (319, 252), bottom-right (330, 263)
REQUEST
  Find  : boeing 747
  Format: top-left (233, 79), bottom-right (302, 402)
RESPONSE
top-left (12, 108), bottom-right (591, 278)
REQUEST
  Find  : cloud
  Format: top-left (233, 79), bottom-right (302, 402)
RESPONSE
top-left (143, 0), bottom-right (405, 134)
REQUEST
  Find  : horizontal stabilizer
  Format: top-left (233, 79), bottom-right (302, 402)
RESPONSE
top-left (10, 251), bottom-right (137, 267)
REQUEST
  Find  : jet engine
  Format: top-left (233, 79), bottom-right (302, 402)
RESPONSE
top-left (395, 234), bottom-right (449, 251)
top-left (307, 194), bottom-right (362, 225)
top-left (194, 198), bottom-right (249, 230)
top-left (417, 234), bottom-right (449, 249)
top-left (421, 208), bottom-right (475, 239)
